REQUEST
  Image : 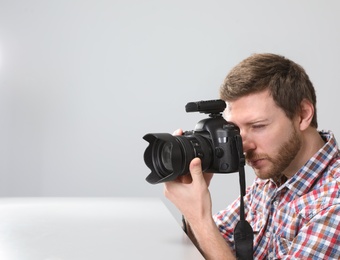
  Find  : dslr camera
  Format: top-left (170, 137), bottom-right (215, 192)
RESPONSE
top-left (143, 99), bottom-right (244, 184)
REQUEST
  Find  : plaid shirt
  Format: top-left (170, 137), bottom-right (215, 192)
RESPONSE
top-left (214, 131), bottom-right (340, 259)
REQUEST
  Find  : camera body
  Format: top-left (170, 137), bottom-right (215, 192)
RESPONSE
top-left (143, 100), bottom-right (243, 184)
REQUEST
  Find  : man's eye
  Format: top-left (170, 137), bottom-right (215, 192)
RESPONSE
top-left (253, 125), bottom-right (265, 129)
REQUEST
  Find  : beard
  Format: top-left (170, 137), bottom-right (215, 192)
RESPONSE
top-left (246, 126), bottom-right (301, 181)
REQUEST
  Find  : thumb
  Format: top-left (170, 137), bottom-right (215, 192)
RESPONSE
top-left (189, 157), bottom-right (204, 182)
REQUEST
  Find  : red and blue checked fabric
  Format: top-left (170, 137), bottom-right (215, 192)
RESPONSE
top-left (214, 131), bottom-right (340, 259)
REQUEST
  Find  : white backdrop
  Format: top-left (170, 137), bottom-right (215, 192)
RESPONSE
top-left (1, 0), bottom-right (340, 219)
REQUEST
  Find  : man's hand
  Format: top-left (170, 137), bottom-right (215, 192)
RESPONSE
top-left (163, 128), bottom-right (213, 224)
top-left (164, 129), bottom-right (236, 260)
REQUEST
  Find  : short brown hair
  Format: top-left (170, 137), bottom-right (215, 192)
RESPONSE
top-left (220, 53), bottom-right (318, 128)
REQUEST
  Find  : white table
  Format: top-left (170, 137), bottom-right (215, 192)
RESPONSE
top-left (0, 197), bottom-right (204, 260)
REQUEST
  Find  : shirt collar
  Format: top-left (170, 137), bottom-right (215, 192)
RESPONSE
top-left (281, 130), bottom-right (340, 196)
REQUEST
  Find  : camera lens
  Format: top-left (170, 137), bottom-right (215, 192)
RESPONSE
top-left (161, 142), bottom-right (173, 172)
top-left (143, 133), bottom-right (213, 184)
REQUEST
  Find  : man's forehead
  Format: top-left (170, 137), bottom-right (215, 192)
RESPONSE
top-left (223, 91), bottom-right (277, 122)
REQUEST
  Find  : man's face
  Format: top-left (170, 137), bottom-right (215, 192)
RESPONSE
top-left (224, 90), bottom-right (301, 180)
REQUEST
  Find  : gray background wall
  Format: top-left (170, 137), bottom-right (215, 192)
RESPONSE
top-left (1, 1), bottom-right (340, 220)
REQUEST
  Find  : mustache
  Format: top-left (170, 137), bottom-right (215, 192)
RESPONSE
top-left (245, 151), bottom-right (269, 162)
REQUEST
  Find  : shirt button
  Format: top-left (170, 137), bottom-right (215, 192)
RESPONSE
top-left (273, 200), bottom-right (279, 206)
top-left (266, 232), bottom-right (271, 238)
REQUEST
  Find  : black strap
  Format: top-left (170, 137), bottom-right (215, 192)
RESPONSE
top-left (234, 136), bottom-right (254, 260)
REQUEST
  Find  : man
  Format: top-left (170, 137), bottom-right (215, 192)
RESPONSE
top-left (164, 53), bottom-right (340, 259)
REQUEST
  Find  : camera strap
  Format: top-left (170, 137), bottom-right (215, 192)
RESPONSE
top-left (233, 136), bottom-right (254, 260)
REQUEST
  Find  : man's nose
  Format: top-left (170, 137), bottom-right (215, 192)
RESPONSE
top-left (241, 130), bottom-right (255, 153)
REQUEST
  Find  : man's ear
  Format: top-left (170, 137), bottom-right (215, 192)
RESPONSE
top-left (298, 99), bottom-right (314, 131)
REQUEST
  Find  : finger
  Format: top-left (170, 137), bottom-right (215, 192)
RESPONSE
top-left (189, 157), bottom-right (204, 183)
top-left (172, 128), bottom-right (183, 136)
